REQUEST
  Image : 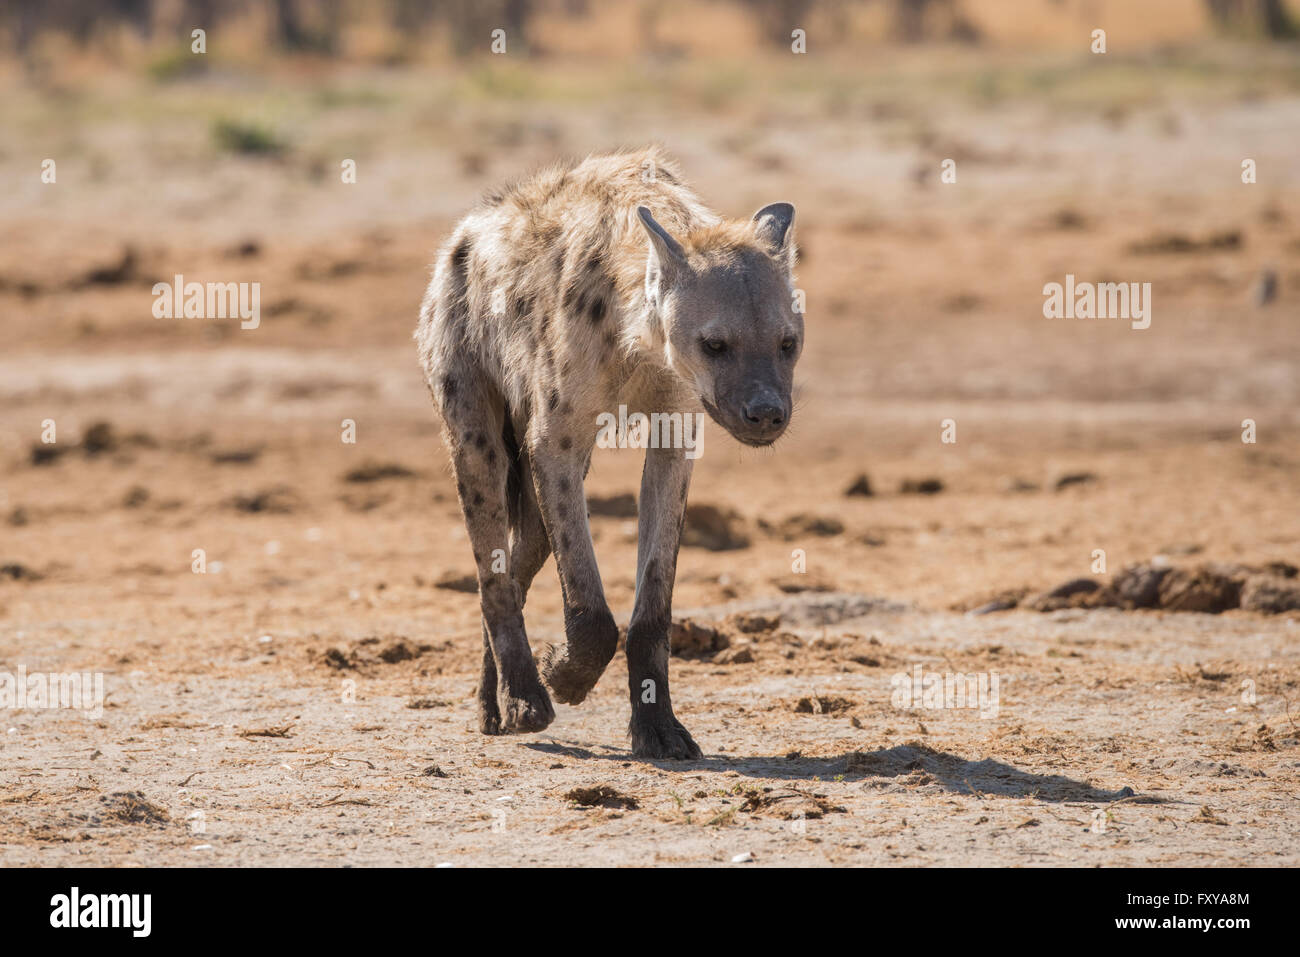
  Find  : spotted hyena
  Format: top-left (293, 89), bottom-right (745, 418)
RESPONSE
top-left (416, 147), bottom-right (800, 759)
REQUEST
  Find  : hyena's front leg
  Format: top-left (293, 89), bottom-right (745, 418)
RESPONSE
top-left (627, 446), bottom-right (701, 760)
top-left (529, 443), bottom-right (620, 705)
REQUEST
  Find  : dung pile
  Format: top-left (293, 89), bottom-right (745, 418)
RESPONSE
top-left (1020, 561), bottom-right (1300, 615)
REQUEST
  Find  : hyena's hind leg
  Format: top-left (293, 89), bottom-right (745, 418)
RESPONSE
top-left (434, 372), bottom-right (554, 735)
top-left (477, 417), bottom-right (553, 734)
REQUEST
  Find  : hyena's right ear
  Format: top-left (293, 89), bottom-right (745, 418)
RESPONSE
top-left (636, 206), bottom-right (687, 302)
top-left (753, 202), bottom-right (796, 269)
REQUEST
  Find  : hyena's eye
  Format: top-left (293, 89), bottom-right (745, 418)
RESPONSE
top-left (702, 337), bottom-right (728, 356)
top-left (780, 337), bottom-right (797, 355)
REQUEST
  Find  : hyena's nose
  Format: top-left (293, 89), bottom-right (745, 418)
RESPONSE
top-left (743, 399), bottom-right (785, 430)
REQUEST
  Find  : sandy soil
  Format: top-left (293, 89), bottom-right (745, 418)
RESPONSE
top-left (1, 43), bottom-right (1298, 866)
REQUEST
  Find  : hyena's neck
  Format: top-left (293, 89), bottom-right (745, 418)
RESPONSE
top-left (616, 282), bottom-right (664, 367)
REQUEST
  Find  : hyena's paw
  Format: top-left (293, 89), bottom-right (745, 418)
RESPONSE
top-left (540, 610), bottom-right (619, 705)
top-left (540, 643), bottom-right (605, 706)
top-left (497, 673), bottom-right (555, 734)
top-left (629, 712), bottom-right (702, 761)
top-left (478, 699), bottom-right (502, 735)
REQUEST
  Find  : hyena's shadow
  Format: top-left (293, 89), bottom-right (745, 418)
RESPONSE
top-left (524, 741), bottom-right (1160, 804)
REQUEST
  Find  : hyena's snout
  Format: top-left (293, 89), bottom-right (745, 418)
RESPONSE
top-left (705, 382), bottom-right (792, 447)
top-left (741, 388), bottom-right (788, 436)
top-left (724, 383), bottom-right (791, 446)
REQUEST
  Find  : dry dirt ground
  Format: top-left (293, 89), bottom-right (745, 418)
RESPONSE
top-left (1, 45), bottom-right (1299, 865)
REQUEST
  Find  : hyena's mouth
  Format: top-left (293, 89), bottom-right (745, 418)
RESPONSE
top-left (700, 395), bottom-right (733, 432)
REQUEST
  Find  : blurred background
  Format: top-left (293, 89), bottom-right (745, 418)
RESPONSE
top-left (1, 0), bottom-right (1297, 630)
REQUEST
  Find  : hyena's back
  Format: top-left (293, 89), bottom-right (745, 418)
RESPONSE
top-left (416, 147), bottom-right (716, 414)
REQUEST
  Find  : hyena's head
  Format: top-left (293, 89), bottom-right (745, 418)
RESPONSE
top-left (637, 203), bottom-right (801, 447)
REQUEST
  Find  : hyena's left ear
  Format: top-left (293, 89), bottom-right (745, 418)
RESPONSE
top-left (637, 205), bottom-right (688, 306)
top-left (753, 202), bottom-right (796, 266)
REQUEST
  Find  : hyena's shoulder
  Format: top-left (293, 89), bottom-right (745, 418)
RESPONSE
top-left (476, 148), bottom-right (713, 253)
top-left (417, 148), bottom-right (715, 390)
top-left (439, 151), bottom-right (704, 314)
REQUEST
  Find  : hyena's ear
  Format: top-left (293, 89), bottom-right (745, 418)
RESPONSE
top-left (636, 206), bottom-right (687, 290)
top-left (753, 202), bottom-right (795, 265)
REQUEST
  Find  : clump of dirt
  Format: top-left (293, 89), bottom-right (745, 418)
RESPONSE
top-left (30, 443), bottom-right (67, 466)
top-left (81, 421), bottom-right (118, 456)
top-left (962, 587), bottom-right (1032, 614)
top-left (1110, 563), bottom-right (1170, 608)
top-left (1050, 208), bottom-right (1088, 230)
top-left (1192, 806), bottom-right (1230, 826)
top-left (1027, 578), bottom-right (1100, 611)
top-left (682, 504), bottom-right (750, 551)
top-left (343, 461), bottom-right (417, 483)
top-left (1053, 471), bottom-right (1097, 490)
top-left (791, 695), bottom-right (856, 715)
top-left (772, 575), bottom-right (834, 593)
top-left (1128, 230), bottom-right (1242, 255)
top-left (899, 477), bottom-right (944, 495)
top-left (670, 618), bottom-right (730, 659)
top-left (433, 572), bottom-right (478, 593)
top-left (377, 639), bottom-right (431, 664)
top-left (762, 514), bottom-right (845, 539)
top-left (225, 238), bottom-right (262, 258)
top-left (406, 697), bottom-right (449, 709)
top-left (26, 421), bottom-right (139, 466)
top-left (98, 791), bottom-right (169, 827)
top-left (1158, 567), bottom-right (1241, 613)
top-left (723, 612), bottom-right (781, 634)
top-left (76, 246), bottom-right (141, 287)
top-left (210, 446), bottom-right (262, 465)
top-left (0, 562), bottom-right (43, 582)
top-left (339, 491), bottom-right (389, 512)
top-left (1241, 575), bottom-right (1300, 613)
top-left (122, 485), bottom-right (151, 508)
top-left (316, 637), bottom-right (434, 670)
top-left (586, 492), bottom-right (637, 518)
top-left (239, 724), bottom-right (294, 738)
top-left (227, 485), bottom-right (300, 513)
top-left (1174, 662), bottom-right (1234, 684)
top-left (319, 647), bottom-right (360, 670)
top-left (564, 786), bottom-right (639, 810)
top-left (844, 474), bottom-right (873, 497)
top-left (1021, 561), bottom-right (1300, 616)
top-left (713, 645), bottom-right (755, 664)
top-left (663, 611), bottom-right (781, 663)
top-left (736, 786), bottom-right (847, 819)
